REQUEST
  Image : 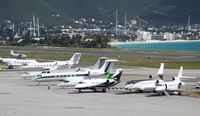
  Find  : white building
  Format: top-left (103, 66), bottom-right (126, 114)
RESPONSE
top-left (136, 30), bottom-right (152, 41)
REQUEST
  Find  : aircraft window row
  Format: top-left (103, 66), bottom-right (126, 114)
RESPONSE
top-left (39, 74), bottom-right (86, 79)
top-left (34, 64), bottom-right (53, 67)
top-left (14, 61), bottom-right (29, 63)
top-left (39, 76), bottom-right (55, 79)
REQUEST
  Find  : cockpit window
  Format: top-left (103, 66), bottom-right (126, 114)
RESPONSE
top-left (78, 82), bottom-right (85, 84)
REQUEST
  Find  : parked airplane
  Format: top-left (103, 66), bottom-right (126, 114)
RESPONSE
top-left (124, 63), bottom-right (164, 92)
top-left (154, 66), bottom-right (185, 96)
top-left (32, 59), bottom-right (118, 85)
top-left (22, 57), bottom-right (108, 80)
top-left (21, 64), bottom-right (58, 80)
top-left (10, 50), bottom-right (27, 58)
top-left (75, 69), bottom-right (123, 93)
top-left (20, 53), bottom-right (81, 70)
top-left (57, 67), bottom-right (115, 88)
top-left (196, 81), bottom-right (200, 89)
top-left (0, 57), bottom-right (37, 69)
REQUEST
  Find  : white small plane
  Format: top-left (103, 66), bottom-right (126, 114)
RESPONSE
top-left (10, 50), bottom-right (27, 58)
top-left (20, 53), bottom-right (81, 70)
top-left (22, 57), bottom-right (108, 80)
top-left (21, 64), bottom-right (58, 80)
top-left (154, 66), bottom-right (185, 96)
top-left (124, 63), bottom-right (165, 92)
top-left (75, 69), bottom-right (123, 93)
top-left (32, 59), bottom-right (118, 85)
top-left (0, 57), bottom-right (37, 69)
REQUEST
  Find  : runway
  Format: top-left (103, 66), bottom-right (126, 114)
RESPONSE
top-left (0, 67), bottom-right (200, 116)
top-left (1, 46), bottom-right (200, 61)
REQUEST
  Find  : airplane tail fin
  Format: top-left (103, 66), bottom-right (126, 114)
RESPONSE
top-left (157, 63), bottom-right (164, 79)
top-left (68, 53), bottom-right (81, 65)
top-left (92, 57), bottom-right (108, 69)
top-left (100, 59), bottom-right (118, 73)
top-left (178, 66), bottom-right (183, 78)
top-left (173, 66), bottom-right (183, 81)
top-left (10, 50), bottom-right (14, 55)
top-left (112, 69), bottom-right (123, 81)
top-left (173, 66), bottom-right (185, 86)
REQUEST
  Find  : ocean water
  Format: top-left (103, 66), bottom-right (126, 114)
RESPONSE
top-left (113, 41), bottom-right (200, 52)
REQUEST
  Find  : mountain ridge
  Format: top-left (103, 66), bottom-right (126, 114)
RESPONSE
top-left (0, 0), bottom-right (199, 26)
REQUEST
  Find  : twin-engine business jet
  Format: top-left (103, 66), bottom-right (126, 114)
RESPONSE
top-left (0, 53), bottom-right (81, 69)
top-left (154, 66), bottom-right (185, 96)
top-left (75, 69), bottom-right (123, 93)
top-left (0, 57), bottom-right (37, 69)
top-left (56, 59), bottom-right (116, 88)
top-left (22, 57), bottom-right (108, 80)
top-left (124, 63), bottom-right (165, 92)
top-left (32, 59), bottom-right (118, 85)
top-left (20, 53), bottom-right (81, 70)
top-left (10, 50), bottom-right (27, 58)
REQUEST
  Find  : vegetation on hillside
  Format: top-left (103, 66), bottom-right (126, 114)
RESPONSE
top-left (0, 0), bottom-right (200, 25)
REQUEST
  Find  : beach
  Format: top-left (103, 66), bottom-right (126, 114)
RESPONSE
top-left (110, 40), bottom-right (200, 46)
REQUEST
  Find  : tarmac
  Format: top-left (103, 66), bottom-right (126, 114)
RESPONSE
top-left (0, 67), bottom-right (200, 116)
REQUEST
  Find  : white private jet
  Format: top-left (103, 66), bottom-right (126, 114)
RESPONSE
top-left (32, 59), bottom-right (118, 85)
top-left (0, 57), bottom-right (37, 69)
top-left (22, 57), bottom-right (108, 80)
top-left (56, 60), bottom-right (116, 88)
top-left (21, 64), bottom-right (59, 80)
top-left (20, 53), bottom-right (81, 70)
top-left (154, 66), bottom-right (185, 96)
top-left (10, 50), bottom-right (27, 58)
top-left (75, 69), bottom-right (123, 93)
top-left (124, 63), bottom-right (165, 92)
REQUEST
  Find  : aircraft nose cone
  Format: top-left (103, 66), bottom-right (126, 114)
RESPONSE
top-left (124, 85), bottom-right (130, 89)
top-left (75, 84), bottom-right (83, 89)
top-left (57, 83), bottom-right (64, 87)
top-left (32, 77), bottom-right (37, 81)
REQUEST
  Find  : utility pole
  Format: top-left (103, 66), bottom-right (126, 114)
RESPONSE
top-left (187, 15), bottom-right (191, 31)
top-left (115, 10), bottom-right (118, 36)
top-left (124, 11), bottom-right (127, 35)
top-left (33, 15), bottom-right (36, 37)
top-left (12, 24), bottom-right (15, 37)
top-left (29, 22), bottom-right (32, 37)
top-left (37, 17), bottom-right (40, 36)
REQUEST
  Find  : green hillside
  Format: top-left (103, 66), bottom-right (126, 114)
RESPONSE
top-left (0, 0), bottom-right (199, 25)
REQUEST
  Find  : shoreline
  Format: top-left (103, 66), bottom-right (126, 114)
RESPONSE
top-left (110, 39), bottom-right (200, 46)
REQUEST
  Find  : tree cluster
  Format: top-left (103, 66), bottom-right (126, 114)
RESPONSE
top-left (6, 35), bottom-right (111, 48)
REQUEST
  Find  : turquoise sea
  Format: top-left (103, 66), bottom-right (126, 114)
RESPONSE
top-left (113, 41), bottom-right (200, 52)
